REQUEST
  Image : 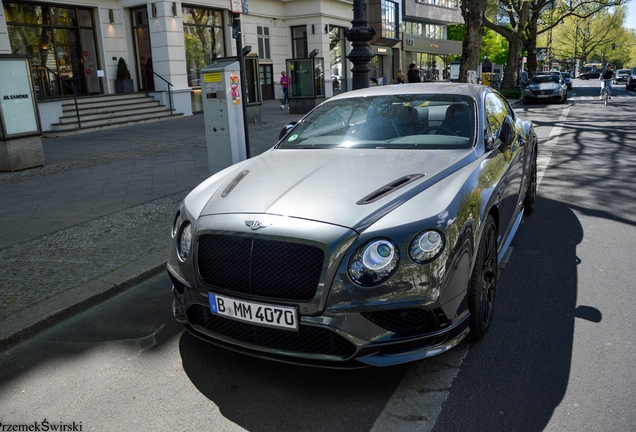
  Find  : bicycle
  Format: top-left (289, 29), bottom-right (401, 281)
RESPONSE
top-left (601, 79), bottom-right (612, 105)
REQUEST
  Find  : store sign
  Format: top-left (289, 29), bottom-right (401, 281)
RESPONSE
top-left (0, 57), bottom-right (40, 137)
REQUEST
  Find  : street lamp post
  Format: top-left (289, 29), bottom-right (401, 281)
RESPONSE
top-left (345, 0), bottom-right (376, 90)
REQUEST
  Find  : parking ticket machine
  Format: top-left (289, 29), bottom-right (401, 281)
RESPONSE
top-left (200, 60), bottom-right (247, 175)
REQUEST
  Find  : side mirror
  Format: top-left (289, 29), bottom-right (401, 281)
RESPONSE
top-left (279, 122), bottom-right (297, 140)
top-left (499, 116), bottom-right (515, 151)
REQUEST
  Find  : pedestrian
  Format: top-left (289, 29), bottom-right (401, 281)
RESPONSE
top-left (407, 63), bottom-right (421, 83)
top-left (396, 69), bottom-right (405, 84)
top-left (280, 71), bottom-right (289, 109)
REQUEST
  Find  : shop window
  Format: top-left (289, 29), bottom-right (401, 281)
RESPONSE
top-left (182, 6), bottom-right (225, 87)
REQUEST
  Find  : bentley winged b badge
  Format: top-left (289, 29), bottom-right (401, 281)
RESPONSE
top-left (245, 220), bottom-right (272, 230)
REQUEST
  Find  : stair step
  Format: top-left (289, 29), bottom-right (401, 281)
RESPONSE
top-left (60, 93), bottom-right (150, 107)
top-left (62, 100), bottom-right (162, 114)
top-left (50, 110), bottom-right (178, 130)
top-left (43, 113), bottom-right (184, 137)
top-left (59, 104), bottom-right (168, 122)
top-left (47, 93), bottom-right (179, 136)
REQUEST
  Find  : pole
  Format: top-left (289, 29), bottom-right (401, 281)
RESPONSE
top-left (345, 0), bottom-right (376, 90)
top-left (233, 13), bottom-right (251, 158)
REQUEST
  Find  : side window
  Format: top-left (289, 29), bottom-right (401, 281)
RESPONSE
top-left (485, 92), bottom-right (509, 138)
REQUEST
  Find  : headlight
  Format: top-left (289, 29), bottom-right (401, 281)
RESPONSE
top-left (409, 230), bottom-right (445, 263)
top-left (177, 221), bottom-right (192, 261)
top-left (348, 239), bottom-right (399, 285)
top-left (524, 88), bottom-right (532, 94)
top-left (171, 211), bottom-right (181, 238)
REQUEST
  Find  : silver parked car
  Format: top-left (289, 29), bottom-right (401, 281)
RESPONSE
top-left (168, 84), bottom-right (538, 368)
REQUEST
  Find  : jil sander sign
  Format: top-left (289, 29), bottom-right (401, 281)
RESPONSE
top-left (3, 94), bottom-right (29, 100)
top-left (0, 56), bottom-right (40, 137)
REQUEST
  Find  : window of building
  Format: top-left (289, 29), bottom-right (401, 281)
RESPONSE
top-left (292, 26), bottom-right (307, 59)
top-left (381, 0), bottom-right (399, 40)
top-left (182, 6), bottom-right (225, 87)
top-left (328, 25), bottom-right (347, 92)
top-left (416, 0), bottom-right (458, 8)
top-left (404, 21), bottom-right (444, 39)
top-left (3, 2), bottom-right (100, 97)
top-left (257, 26), bottom-right (271, 60)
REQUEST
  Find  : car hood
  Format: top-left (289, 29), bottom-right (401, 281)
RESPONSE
top-left (528, 82), bottom-right (561, 90)
top-left (188, 148), bottom-right (476, 230)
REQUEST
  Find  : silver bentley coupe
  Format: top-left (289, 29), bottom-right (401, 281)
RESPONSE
top-left (167, 83), bottom-right (538, 368)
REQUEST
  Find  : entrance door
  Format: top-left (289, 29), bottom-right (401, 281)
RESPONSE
top-left (132, 7), bottom-right (154, 91)
top-left (79, 7), bottom-right (101, 94)
top-left (259, 64), bottom-right (274, 100)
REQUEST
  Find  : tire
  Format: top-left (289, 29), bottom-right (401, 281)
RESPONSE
top-left (523, 146), bottom-right (537, 216)
top-left (467, 214), bottom-right (498, 340)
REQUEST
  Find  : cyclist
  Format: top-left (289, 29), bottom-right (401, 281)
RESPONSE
top-left (599, 64), bottom-right (614, 99)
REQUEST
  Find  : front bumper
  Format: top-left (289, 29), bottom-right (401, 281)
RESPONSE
top-left (169, 268), bottom-right (470, 368)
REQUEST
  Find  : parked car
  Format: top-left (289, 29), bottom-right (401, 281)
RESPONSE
top-left (614, 69), bottom-right (630, 84)
top-left (628, 68), bottom-right (636, 91)
top-left (579, 70), bottom-right (601, 80)
top-left (523, 74), bottom-right (568, 104)
top-left (168, 84), bottom-right (538, 368)
top-left (560, 71), bottom-right (573, 89)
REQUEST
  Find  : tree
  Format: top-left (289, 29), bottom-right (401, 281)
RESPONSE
top-left (485, 0), bottom-right (531, 90)
top-left (458, 0), bottom-right (489, 83)
top-left (483, 0), bottom-right (627, 89)
top-left (548, 6), bottom-right (630, 66)
top-left (527, 0), bottom-right (627, 79)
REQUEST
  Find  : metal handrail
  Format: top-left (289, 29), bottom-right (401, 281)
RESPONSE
top-left (140, 65), bottom-right (173, 115)
top-left (34, 65), bottom-right (81, 127)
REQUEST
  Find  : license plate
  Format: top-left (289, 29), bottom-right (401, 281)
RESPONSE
top-left (538, 94), bottom-right (549, 98)
top-left (208, 293), bottom-right (298, 331)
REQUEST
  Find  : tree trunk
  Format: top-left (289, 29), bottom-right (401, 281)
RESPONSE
top-left (458, 0), bottom-right (488, 83)
top-left (525, 13), bottom-right (540, 80)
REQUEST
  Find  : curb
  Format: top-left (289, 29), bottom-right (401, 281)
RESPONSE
top-left (0, 251), bottom-right (167, 351)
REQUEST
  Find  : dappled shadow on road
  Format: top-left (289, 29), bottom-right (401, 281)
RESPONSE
top-left (432, 196), bottom-right (600, 431)
top-left (523, 93), bottom-right (636, 229)
top-left (179, 333), bottom-right (410, 432)
top-left (0, 274), bottom-right (182, 388)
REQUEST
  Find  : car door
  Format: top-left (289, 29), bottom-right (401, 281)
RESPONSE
top-left (484, 92), bottom-right (526, 245)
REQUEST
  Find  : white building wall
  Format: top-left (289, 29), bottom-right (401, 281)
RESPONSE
top-left (0, 5), bottom-right (10, 54)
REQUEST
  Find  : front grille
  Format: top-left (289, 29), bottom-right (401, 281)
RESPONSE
top-left (362, 308), bottom-right (436, 335)
top-left (197, 234), bottom-right (324, 301)
top-left (187, 304), bottom-right (357, 358)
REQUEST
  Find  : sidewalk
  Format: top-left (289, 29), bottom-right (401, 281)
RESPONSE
top-left (0, 99), bottom-right (301, 350)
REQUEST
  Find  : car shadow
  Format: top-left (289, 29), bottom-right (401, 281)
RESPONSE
top-left (432, 195), bottom-right (600, 431)
top-left (179, 333), bottom-right (411, 432)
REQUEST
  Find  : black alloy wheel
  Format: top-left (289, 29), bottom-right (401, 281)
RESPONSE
top-left (467, 214), bottom-right (498, 339)
top-left (523, 149), bottom-right (537, 216)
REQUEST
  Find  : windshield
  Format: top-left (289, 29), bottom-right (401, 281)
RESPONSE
top-left (561, 72), bottom-right (571, 78)
top-left (532, 75), bottom-right (560, 84)
top-left (278, 94), bottom-right (476, 150)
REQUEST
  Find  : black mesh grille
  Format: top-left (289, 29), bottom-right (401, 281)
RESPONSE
top-left (187, 304), bottom-right (357, 357)
top-left (197, 234), bottom-right (324, 301)
top-left (362, 308), bottom-right (435, 334)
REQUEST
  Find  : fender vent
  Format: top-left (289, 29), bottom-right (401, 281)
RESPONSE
top-left (357, 174), bottom-right (424, 205)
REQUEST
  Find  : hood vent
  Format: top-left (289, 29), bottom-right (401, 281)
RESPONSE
top-left (357, 174), bottom-right (424, 205)
top-left (221, 170), bottom-right (249, 198)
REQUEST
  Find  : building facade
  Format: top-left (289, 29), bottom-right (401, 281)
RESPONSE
top-left (0, 0), bottom-right (462, 126)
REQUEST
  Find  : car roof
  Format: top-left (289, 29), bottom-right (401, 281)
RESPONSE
top-left (328, 82), bottom-right (488, 101)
